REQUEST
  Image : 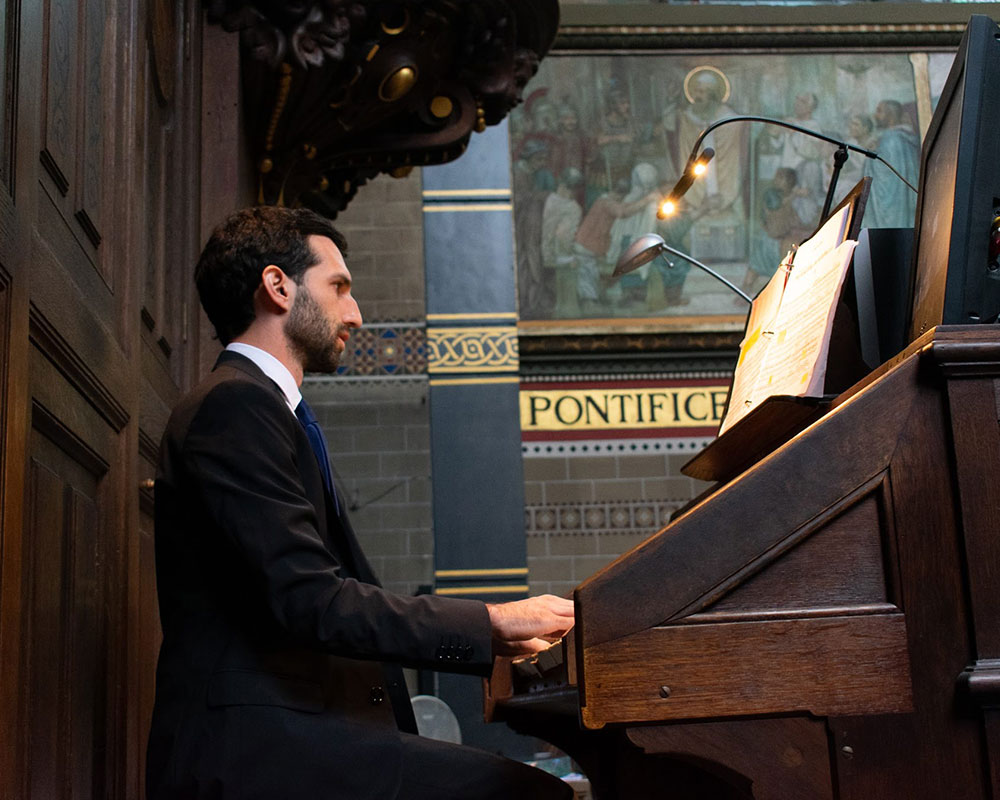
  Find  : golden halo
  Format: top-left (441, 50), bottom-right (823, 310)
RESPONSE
top-left (683, 65), bottom-right (732, 105)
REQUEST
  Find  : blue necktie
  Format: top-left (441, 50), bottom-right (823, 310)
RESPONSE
top-left (295, 398), bottom-right (340, 515)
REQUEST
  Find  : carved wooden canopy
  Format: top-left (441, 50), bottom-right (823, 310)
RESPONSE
top-left (204, 0), bottom-right (559, 217)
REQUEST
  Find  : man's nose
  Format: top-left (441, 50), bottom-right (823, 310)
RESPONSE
top-left (345, 295), bottom-right (362, 328)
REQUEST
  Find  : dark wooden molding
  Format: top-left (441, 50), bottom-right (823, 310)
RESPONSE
top-left (157, 335), bottom-right (172, 358)
top-left (28, 304), bottom-right (130, 433)
top-left (73, 208), bottom-right (101, 249)
top-left (30, 399), bottom-right (110, 478)
top-left (959, 659), bottom-right (1000, 705)
top-left (39, 148), bottom-right (69, 195)
top-left (138, 428), bottom-right (160, 464)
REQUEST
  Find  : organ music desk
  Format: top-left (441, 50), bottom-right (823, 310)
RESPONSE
top-left (485, 326), bottom-right (1000, 800)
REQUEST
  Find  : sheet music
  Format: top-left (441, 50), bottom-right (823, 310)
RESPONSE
top-left (719, 239), bottom-right (858, 433)
top-left (792, 205), bottom-right (851, 271)
top-left (720, 252), bottom-right (793, 434)
top-left (759, 240), bottom-right (858, 398)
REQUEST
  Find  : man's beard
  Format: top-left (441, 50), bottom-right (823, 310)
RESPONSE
top-left (286, 283), bottom-right (344, 374)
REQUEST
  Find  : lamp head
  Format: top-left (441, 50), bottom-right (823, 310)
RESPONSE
top-left (658, 198), bottom-right (677, 218)
top-left (692, 147), bottom-right (715, 176)
top-left (613, 233), bottom-right (666, 278)
top-left (655, 147), bottom-right (715, 219)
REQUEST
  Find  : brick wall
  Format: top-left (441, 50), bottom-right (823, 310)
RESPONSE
top-left (304, 377), bottom-right (433, 597)
top-left (334, 171), bottom-right (426, 323)
top-left (524, 443), bottom-right (715, 596)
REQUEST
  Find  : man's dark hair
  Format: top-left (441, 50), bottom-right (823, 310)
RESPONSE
top-left (195, 206), bottom-right (348, 345)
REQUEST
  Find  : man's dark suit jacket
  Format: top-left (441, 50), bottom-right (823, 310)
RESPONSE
top-left (147, 350), bottom-right (493, 799)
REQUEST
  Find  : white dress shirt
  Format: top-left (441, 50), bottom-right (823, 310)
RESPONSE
top-left (225, 342), bottom-right (301, 414)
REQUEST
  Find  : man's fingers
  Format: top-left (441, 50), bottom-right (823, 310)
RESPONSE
top-left (486, 595), bottom-right (576, 643)
top-left (494, 638), bottom-right (555, 657)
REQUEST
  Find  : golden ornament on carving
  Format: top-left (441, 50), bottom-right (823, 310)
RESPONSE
top-left (381, 8), bottom-right (410, 35)
top-left (379, 66), bottom-right (417, 102)
top-left (430, 96), bottom-right (454, 119)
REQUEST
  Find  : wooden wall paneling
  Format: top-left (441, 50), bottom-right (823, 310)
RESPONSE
top-left (39, 0), bottom-right (78, 203)
top-left (0, 0), bottom-right (15, 198)
top-left (133, 439), bottom-right (160, 796)
top-left (37, 0), bottom-right (110, 279)
top-left (140, 0), bottom-right (205, 387)
top-left (0, 0), bottom-right (213, 796)
top-left (0, 0), bottom-right (35, 794)
top-left (76, 0), bottom-right (106, 260)
top-left (197, 15), bottom-right (251, 377)
top-left (0, 265), bottom-right (27, 800)
top-left (21, 333), bottom-right (118, 799)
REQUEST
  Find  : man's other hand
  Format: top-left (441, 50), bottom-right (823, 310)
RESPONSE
top-left (486, 595), bottom-right (575, 657)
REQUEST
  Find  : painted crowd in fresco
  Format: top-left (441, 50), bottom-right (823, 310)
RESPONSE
top-left (511, 51), bottom-right (954, 323)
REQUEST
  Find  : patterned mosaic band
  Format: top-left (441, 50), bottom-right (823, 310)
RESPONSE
top-left (335, 323), bottom-right (426, 376)
top-left (426, 326), bottom-right (519, 373)
top-left (526, 499), bottom-right (684, 537)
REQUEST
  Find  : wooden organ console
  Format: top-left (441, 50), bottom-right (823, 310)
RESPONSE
top-left (486, 326), bottom-right (1000, 799)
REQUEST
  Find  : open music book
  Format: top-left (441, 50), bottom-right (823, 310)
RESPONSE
top-left (720, 204), bottom-right (859, 435)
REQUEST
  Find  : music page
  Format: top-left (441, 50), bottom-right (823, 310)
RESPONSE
top-left (720, 253), bottom-right (792, 434)
top-left (756, 239), bottom-right (859, 399)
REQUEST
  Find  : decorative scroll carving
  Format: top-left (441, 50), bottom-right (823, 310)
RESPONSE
top-left (204, 0), bottom-right (558, 216)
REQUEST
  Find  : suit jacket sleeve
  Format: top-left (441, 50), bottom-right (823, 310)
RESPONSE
top-left (177, 378), bottom-right (493, 675)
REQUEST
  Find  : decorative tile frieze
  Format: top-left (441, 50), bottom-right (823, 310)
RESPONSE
top-left (334, 322), bottom-right (426, 376)
top-left (522, 436), bottom-right (713, 457)
top-left (525, 499), bottom-right (685, 537)
top-left (426, 326), bottom-right (519, 373)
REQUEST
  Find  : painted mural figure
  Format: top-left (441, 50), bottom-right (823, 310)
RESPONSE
top-left (542, 169), bottom-right (585, 316)
top-left (770, 93), bottom-right (830, 231)
top-left (593, 89), bottom-right (639, 197)
top-left (660, 67), bottom-right (747, 264)
top-left (863, 99), bottom-right (920, 228)
top-left (833, 113), bottom-right (877, 206)
top-left (605, 163), bottom-right (666, 308)
top-left (572, 178), bottom-right (661, 312)
top-left (514, 139), bottom-right (554, 318)
top-left (549, 104), bottom-right (591, 206)
top-left (745, 167), bottom-right (814, 295)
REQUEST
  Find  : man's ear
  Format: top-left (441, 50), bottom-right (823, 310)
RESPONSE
top-left (259, 265), bottom-right (294, 312)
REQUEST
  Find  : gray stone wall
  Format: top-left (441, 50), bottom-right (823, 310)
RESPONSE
top-left (334, 171), bottom-right (426, 323)
top-left (304, 377), bottom-right (433, 596)
top-left (524, 445), bottom-right (715, 596)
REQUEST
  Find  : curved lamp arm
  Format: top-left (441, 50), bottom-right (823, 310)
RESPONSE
top-left (687, 115), bottom-right (878, 164)
top-left (613, 233), bottom-right (753, 305)
top-left (671, 115), bottom-right (917, 223)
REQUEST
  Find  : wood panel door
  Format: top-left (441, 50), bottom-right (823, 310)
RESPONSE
top-left (0, 0), bottom-right (240, 797)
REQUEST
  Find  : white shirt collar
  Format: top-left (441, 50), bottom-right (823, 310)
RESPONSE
top-left (225, 342), bottom-right (301, 413)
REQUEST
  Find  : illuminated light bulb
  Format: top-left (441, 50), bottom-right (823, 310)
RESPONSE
top-left (659, 199), bottom-right (677, 218)
top-left (692, 162), bottom-right (708, 177)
